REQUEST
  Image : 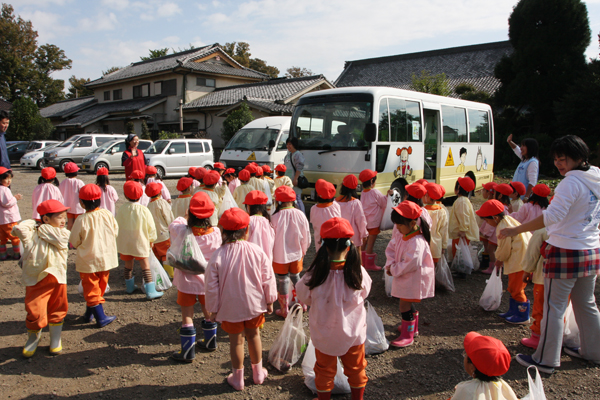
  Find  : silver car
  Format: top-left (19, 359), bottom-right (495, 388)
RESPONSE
top-left (81, 139), bottom-right (153, 173)
top-left (20, 142), bottom-right (61, 169)
top-left (144, 139), bottom-right (214, 179)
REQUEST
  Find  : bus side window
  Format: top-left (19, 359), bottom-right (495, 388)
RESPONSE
top-left (441, 106), bottom-right (467, 142)
top-left (388, 99), bottom-right (422, 142)
top-left (468, 109), bottom-right (490, 143)
top-left (378, 99), bottom-right (389, 141)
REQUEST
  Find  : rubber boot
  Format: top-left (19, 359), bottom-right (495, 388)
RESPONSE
top-left (83, 306), bottom-right (94, 323)
top-left (498, 297), bottom-right (516, 319)
top-left (144, 282), bottom-right (164, 300)
top-left (197, 320), bottom-right (217, 352)
top-left (0, 244), bottom-right (7, 260)
top-left (361, 251), bottom-right (367, 266)
top-left (162, 263), bottom-right (174, 279)
top-left (49, 322), bottom-right (63, 355)
top-left (480, 254), bottom-right (495, 274)
top-left (506, 300), bottom-right (531, 324)
top-left (390, 319), bottom-right (415, 348)
top-left (227, 368), bottom-right (245, 391)
top-left (316, 391), bottom-right (332, 400)
top-left (252, 360), bottom-right (268, 384)
top-left (12, 247), bottom-right (20, 260)
top-left (90, 304), bottom-right (117, 328)
top-left (398, 311), bottom-right (419, 336)
top-left (364, 253), bottom-right (382, 271)
top-left (23, 329), bottom-right (41, 358)
top-left (172, 326), bottom-right (196, 363)
top-left (275, 294), bottom-right (289, 318)
top-left (521, 332), bottom-right (540, 349)
top-left (125, 277), bottom-right (138, 294)
top-left (351, 387), bottom-right (365, 400)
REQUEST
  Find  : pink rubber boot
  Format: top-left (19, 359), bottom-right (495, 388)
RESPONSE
top-left (227, 368), bottom-right (244, 391)
top-left (252, 360), bottom-right (268, 384)
top-left (390, 319), bottom-right (415, 348)
top-left (275, 294), bottom-right (289, 318)
top-left (521, 333), bottom-right (540, 349)
top-left (364, 253), bottom-right (382, 271)
top-left (398, 311), bottom-right (419, 336)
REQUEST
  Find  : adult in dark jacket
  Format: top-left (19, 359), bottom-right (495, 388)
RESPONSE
top-left (0, 111), bottom-right (11, 169)
top-left (121, 134), bottom-right (145, 180)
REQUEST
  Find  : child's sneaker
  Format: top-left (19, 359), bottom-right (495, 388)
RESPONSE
top-left (515, 354), bottom-right (554, 374)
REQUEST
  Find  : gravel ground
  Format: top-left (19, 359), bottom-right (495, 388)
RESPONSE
top-left (0, 166), bottom-right (599, 400)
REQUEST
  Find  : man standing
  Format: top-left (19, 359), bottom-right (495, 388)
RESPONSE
top-left (0, 111), bottom-right (11, 169)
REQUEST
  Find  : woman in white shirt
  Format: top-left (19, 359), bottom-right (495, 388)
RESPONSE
top-left (507, 134), bottom-right (539, 200)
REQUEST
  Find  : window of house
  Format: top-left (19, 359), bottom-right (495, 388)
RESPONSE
top-left (133, 83), bottom-right (150, 98)
top-left (196, 77), bottom-right (215, 88)
top-left (442, 105), bottom-right (467, 142)
top-left (468, 109), bottom-right (490, 143)
top-left (162, 79), bottom-right (177, 96)
top-left (113, 89), bottom-right (122, 100)
top-left (154, 82), bottom-right (162, 96)
top-left (188, 142), bottom-right (204, 153)
top-left (104, 91), bottom-right (110, 101)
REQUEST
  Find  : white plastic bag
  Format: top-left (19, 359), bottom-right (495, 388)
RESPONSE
top-left (451, 238), bottom-right (473, 274)
top-left (302, 340), bottom-right (351, 394)
top-left (218, 187), bottom-right (238, 218)
top-left (563, 302), bottom-right (581, 348)
top-left (470, 242), bottom-right (480, 271)
top-left (435, 257), bottom-right (455, 292)
top-left (479, 267), bottom-right (502, 311)
top-left (379, 188), bottom-right (402, 231)
top-left (384, 272), bottom-right (393, 297)
top-left (78, 280), bottom-right (110, 296)
top-left (365, 301), bottom-right (389, 355)
top-left (165, 227), bottom-right (207, 274)
top-left (268, 303), bottom-right (307, 372)
top-left (522, 366), bottom-right (547, 400)
top-left (149, 250), bottom-right (172, 291)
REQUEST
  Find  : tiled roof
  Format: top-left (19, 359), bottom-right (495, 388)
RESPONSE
top-left (0, 98), bottom-right (11, 112)
top-left (40, 96), bottom-right (97, 118)
top-left (57, 96), bottom-right (166, 127)
top-left (183, 75), bottom-right (332, 110)
top-left (87, 44), bottom-right (269, 87)
top-left (335, 41), bottom-right (512, 95)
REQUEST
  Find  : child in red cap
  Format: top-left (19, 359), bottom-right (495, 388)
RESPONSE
top-left (172, 177), bottom-right (194, 219)
top-left (450, 332), bottom-right (518, 399)
top-left (59, 162), bottom-right (85, 231)
top-left (335, 174), bottom-right (368, 264)
top-left (405, 183), bottom-right (433, 229)
top-left (478, 183), bottom-right (498, 274)
top-left (196, 170), bottom-right (223, 226)
top-left (130, 170), bottom-right (150, 206)
top-left (448, 177), bottom-right (478, 275)
top-left (233, 169), bottom-right (254, 209)
top-left (274, 164), bottom-right (293, 190)
top-left (205, 208), bottom-right (277, 391)
top-left (359, 169), bottom-right (386, 271)
top-left (145, 165), bottom-right (171, 203)
top-left (0, 167), bottom-right (23, 260)
top-left (192, 167), bottom-right (207, 192)
top-left (32, 167), bottom-right (63, 221)
top-left (69, 184), bottom-right (119, 328)
top-left (423, 183), bottom-right (448, 265)
top-left (510, 183), bottom-right (550, 228)
top-left (296, 217), bottom-right (372, 400)
top-left (310, 179), bottom-right (341, 252)
top-left (385, 201), bottom-right (435, 348)
top-left (12, 199), bottom-right (70, 357)
top-left (509, 181), bottom-right (526, 213)
top-left (223, 168), bottom-right (240, 195)
top-left (244, 191), bottom-right (275, 264)
top-left (146, 182), bottom-right (175, 278)
top-left (96, 167), bottom-right (119, 216)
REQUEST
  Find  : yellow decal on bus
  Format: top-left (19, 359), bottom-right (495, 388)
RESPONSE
top-left (247, 152), bottom-right (256, 161)
top-left (445, 148), bottom-right (455, 167)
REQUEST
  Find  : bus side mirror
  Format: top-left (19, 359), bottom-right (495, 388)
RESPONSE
top-left (267, 139), bottom-right (275, 155)
top-left (364, 123), bottom-right (376, 142)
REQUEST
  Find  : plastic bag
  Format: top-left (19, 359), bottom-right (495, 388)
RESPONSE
top-left (268, 303), bottom-right (307, 372)
top-left (379, 188), bottom-right (402, 231)
top-left (165, 227), bottom-right (207, 274)
top-left (302, 340), bottom-right (351, 394)
top-left (365, 301), bottom-right (389, 355)
top-left (470, 242), bottom-right (481, 271)
top-left (435, 256), bottom-right (455, 292)
top-left (78, 280), bottom-right (110, 296)
top-left (451, 238), bottom-right (473, 274)
top-left (149, 250), bottom-right (172, 291)
top-left (218, 188), bottom-right (238, 218)
top-left (563, 302), bottom-right (581, 348)
top-left (384, 272), bottom-right (393, 297)
top-left (479, 267), bottom-right (502, 311)
top-left (522, 366), bottom-right (547, 400)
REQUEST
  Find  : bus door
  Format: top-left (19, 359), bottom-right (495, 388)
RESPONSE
top-left (423, 104), bottom-right (441, 181)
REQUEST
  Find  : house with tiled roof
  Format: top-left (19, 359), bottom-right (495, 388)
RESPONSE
top-left (335, 41), bottom-right (512, 96)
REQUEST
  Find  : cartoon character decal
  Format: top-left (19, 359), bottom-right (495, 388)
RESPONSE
top-left (475, 147), bottom-right (488, 171)
top-left (456, 147), bottom-right (467, 173)
top-left (394, 146), bottom-right (412, 178)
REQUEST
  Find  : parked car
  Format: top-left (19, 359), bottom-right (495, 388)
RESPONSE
top-left (25, 140), bottom-right (61, 153)
top-left (7, 141), bottom-right (30, 163)
top-left (20, 142), bottom-right (62, 169)
top-left (81, 139), bottom-right (153, 173)
top-left (145, 138), bottom-right (213, 179)
top-left (44, 134), bottom-right (127, 171)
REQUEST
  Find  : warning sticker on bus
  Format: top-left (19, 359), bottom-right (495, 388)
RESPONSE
top-left (445, 148), bottom-right (455, 166)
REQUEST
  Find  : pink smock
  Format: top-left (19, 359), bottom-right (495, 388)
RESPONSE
top-left (360, 188), bottom-right (387, 229)
top-left (139, 184), bottom-right (150, 207)
top-left (99, 185), bottom-right (119, 216)
top-left (335, 198), bottom-right (368, 247)
top-left (32, 183), bottom-right (64, 220)
top-left (510, 202), bottom-right (544, 227)
top-left (147, 178), bottom-right (171, 201)
top-left (310, 202), bottom-right (341, 251)
top-left (228, 178), bottom-right (241, 195)
top-left (248, 215), bottom-right (275, 264)
top-left (205, 241), bottom-right (277, 323)
top-left (59, 178), bottom-right (85, 215)
top-left (0, 185), bottom-right (21, 225)
top-left (271, 207), bottom-right (311, 264)
top-left (296, 264), bottom-right (372, 356)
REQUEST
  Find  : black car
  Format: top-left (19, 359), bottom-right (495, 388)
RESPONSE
top-left (7, 141), bottom-right (30, 163)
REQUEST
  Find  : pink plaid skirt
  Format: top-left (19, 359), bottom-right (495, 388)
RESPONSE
top-left (543, 243), bottom-right (600, 279)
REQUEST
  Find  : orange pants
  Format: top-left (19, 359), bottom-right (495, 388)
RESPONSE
top-left (177, 291), bottom-right (205, 307)
top-left (507, 271), bottom-right (527, 303)
top-left (451, 238), bottom-right (470, 258)
top-left (152, 239), bottom-right (171, 262)
top-left (25, 274), bottom-right (68, 330)
top-left (221, 314), bottom-right (265, 334)
top-left (80, 271), bottom-right (110, 307)
top-left (531, 284), bottom-right (544, 335)
top-left (272, 258), bottom-right (303, 275)
top-left (314, 344), bottom-right (368, 392)
top-left (0, 222), bottom-right (19, 246)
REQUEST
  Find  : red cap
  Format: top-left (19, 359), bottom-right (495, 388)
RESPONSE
top-left (79, 184), bottom-right (102, 201)
top-left (425, 183), bottom-right (445, 200)
top-left (316, 179), bottom-right (336, 199)
top-left (213, 162), bottom-right (225, 170)
top-left (342, 175), bottom-right (358, 190)
top-left (203, 170), bottom-right (220, 186)
top-left (130, 170), bottom-right (144, 180)
top-left (495, 183), bottom-right (514, 196)
top-left (245, 164), bottom-right (257, 174)
top-left (275, 164), bottom-right (286, 172)
top-left (188, 167), bottom-right (197, 176)
top-left (145, 165), bottom-right (157, 175)
top-left (244, 190), bottom-right (268, 205)
top-left (416, 179), bottom-right (428, 185)
top-left (392, 200), bottom-right (422, 220)
top-left (37, 199), bottom-right (69, 216)
top-left (275, 185), bottom-right (296, 202)
top-left (194, 167), bottom-right (207, 180)
top-left (532, 183), bottom-right (551, 198)
top-left (359, 169), bottom-right (377, 183)
top-left (406, 183), bottom-right (427, 199)
top-left (238, 169), bottom-right (250, 182)
top-left (457, 176), bottom-right (475, 192)
top-left (225, 168), bottom-right (235, 175)
top-left (145, 182), bottom-right (162, 198)
top-left (41, 167), bottom-right (56, 180)
top-left (510, 181), bottom-right (526, 196)
top-left (261, 165), bottom-right (272, 173)
top-left (96, 167), bottom-right (108, 176)
top-left (0, 167), bottom-right (10, 175)
top-left (64, 162), bottom-right (79, 174)
top-left (124, 181), bottom-right (143, 200)
top-left (482, 182), bottom-right (496, 192)
top-left (219, 207), bottom-right (250, 231)
top-left (320, 217), bottom-right (354, 239)
top-left (177, 177), bottom-right (194, 192)
top-left (189, 191), bottom-right (215, 219)
top-left (464, 332), bottom-right (511, 377)
top-left (475, 199), bottom-right (505, 217)
top-left (255, 167), bottom-right (264, 177)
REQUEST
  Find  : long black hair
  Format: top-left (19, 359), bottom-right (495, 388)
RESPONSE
top-left (528, 193), bottom-right (549, 209)
top-left (247, 204), bottom-right (271, 224)
top-left (222, 227), bottom-right (247, 244)
top-left (187, 212), bottom-right (212, 229)
top-left (521, 138), bottom-right (539, 161)
top-left (38, 176), bottom-right (60, 187)
top-left (454, 180), bottom-right (469, 197)
top-left (465, 171), bottom-right (476, 197)
top-left (339, 184), bottom-right (358, 201)
top-left (96, 175), bottom-right (110, 192)
top-left (391, 209), bottom-right (431, 244)
top-left (272, 201), bottom-right (296, 215)
top-left (305, 239), bottom-right (362, 290)
top-left (406, 194), bottom-right (423, 207)
top-left (494, 191), bottom-right (511, 206)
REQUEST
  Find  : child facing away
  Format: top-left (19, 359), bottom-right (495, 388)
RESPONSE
top-left (271, 186), bottom-right (311, 317)
top-left (146, 183), bottom-right (175, 278)
top-left (385, 201), bottom-right (435, 348)
top-left (0, 167), bottom-right (23, 260)
top-left (476, 200), bottom-right (532, 324)
top-left (69, 184), bottom-right (119, 328)
top-left (192, 167), bottom-right (207, 192)
top-left (205, 208), bottom-right (277, 391)
top-left (58, 162), bottom-right (85, 230)
top-left (310, 179), bottom-right (341, 252)
top-left (169, 192), bottom-right (223, 361)
top-left (359, 169), bottom-right (387, 271)
top-left (130, 170), bottom-right (150, 206)
top-left (510, 183), bottom-right (550, 227)
top-left (223, 168), bottom-right (240, 195)
top-left (450, 332), bottom-right (518, 400)
top-left (96, 167), bottom-right (119, 216)
top-left (478, 182), bottom-right (497, 274)
top-left (448, 177), bottom-right (479, 266)
top-left (335, 174), bottom-right (368, 264)
top-left (32, 167), bottom-right (64, 221)
top-left (274, 164), bottom-right (293, 189)
top-left (196, 170), bottom-right (223, 226)
top-left (187, 167), bottom-right (201, 189)
top-left (244, 191), bottom-right (275, 264)
top-left (405, 183), bottom-right (433, 229)
top-left (423, 183), bottom-right (448, 264)
top-left (13, 200), bottom-right (70, 357)
top-left (115, 181), bottom-right (162, 300)
top-left (509, 181), bottom-right (526, 213)
top-left (296, 217), bottom-right (372, 400)
top-left (233, 169), bottom-right (254, 210)
top-left (145, 165), bottom-right (171, 203)
top-left (172, 177), bottom-right (194, 219)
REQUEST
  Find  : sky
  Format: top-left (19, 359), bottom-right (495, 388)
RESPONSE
top-left (11, 0), bottom-right (600, 90)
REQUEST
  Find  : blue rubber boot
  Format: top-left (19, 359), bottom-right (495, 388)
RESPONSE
top-left (198, 320), bottom-right (218, 352)
top-left (144, 282), bottom-right (164, 300)
top-left (172, 326), bottom-right (196, 363)
top-left (125, 277), bottom-right (138, 294)
top-left (506, 300), bottom-right (531, 324)
top-left (83, 306), bottom-right (94, 323)
top-left (498, 297), bottom-right (516, 319)
top-left (90, 304), bottom-right (117, 328)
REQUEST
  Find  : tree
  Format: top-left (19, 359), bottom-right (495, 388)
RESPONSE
top-left (223, 42), bottom-right (279, 78)
top-left (6, 97), bottom-right (53, 141)
top-left (102, 66), bottom-right (121, 75)
top-left (66, 76), bottom-right (94, 99)
top-left (125, 121), bottom-right (135, 135)
top-left (286, 67), bottom-right (314, 78)
top-left (140, 48), bottom-right (169, 61)
top-left (410, 70), bottom-right (452, 96)
top-left (249, 58), bottom-right (279, 78)
top-left (140, 120), bottom-right (151, 140)
top-left (454, 83), bottom-right (492, 104)
top-left (221, 102), bottom-right (253, 144)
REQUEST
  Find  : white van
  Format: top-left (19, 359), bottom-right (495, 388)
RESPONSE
top-left (219, 116), bottom-right (290, 171)
top-left (144, 138), bottom-right (214, 179)
top-left (81, 139), bottom-right (153, 173)
top-left (44, 134), bottom-right (127, 171)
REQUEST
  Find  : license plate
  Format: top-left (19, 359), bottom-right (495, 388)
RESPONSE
top-left (81, 165), bottom-right (87, 169)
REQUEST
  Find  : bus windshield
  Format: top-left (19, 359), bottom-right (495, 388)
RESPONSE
top-left (224, 128), bottom-right (281, 151)
top-left (291, 102), bottom-right (372, 150)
